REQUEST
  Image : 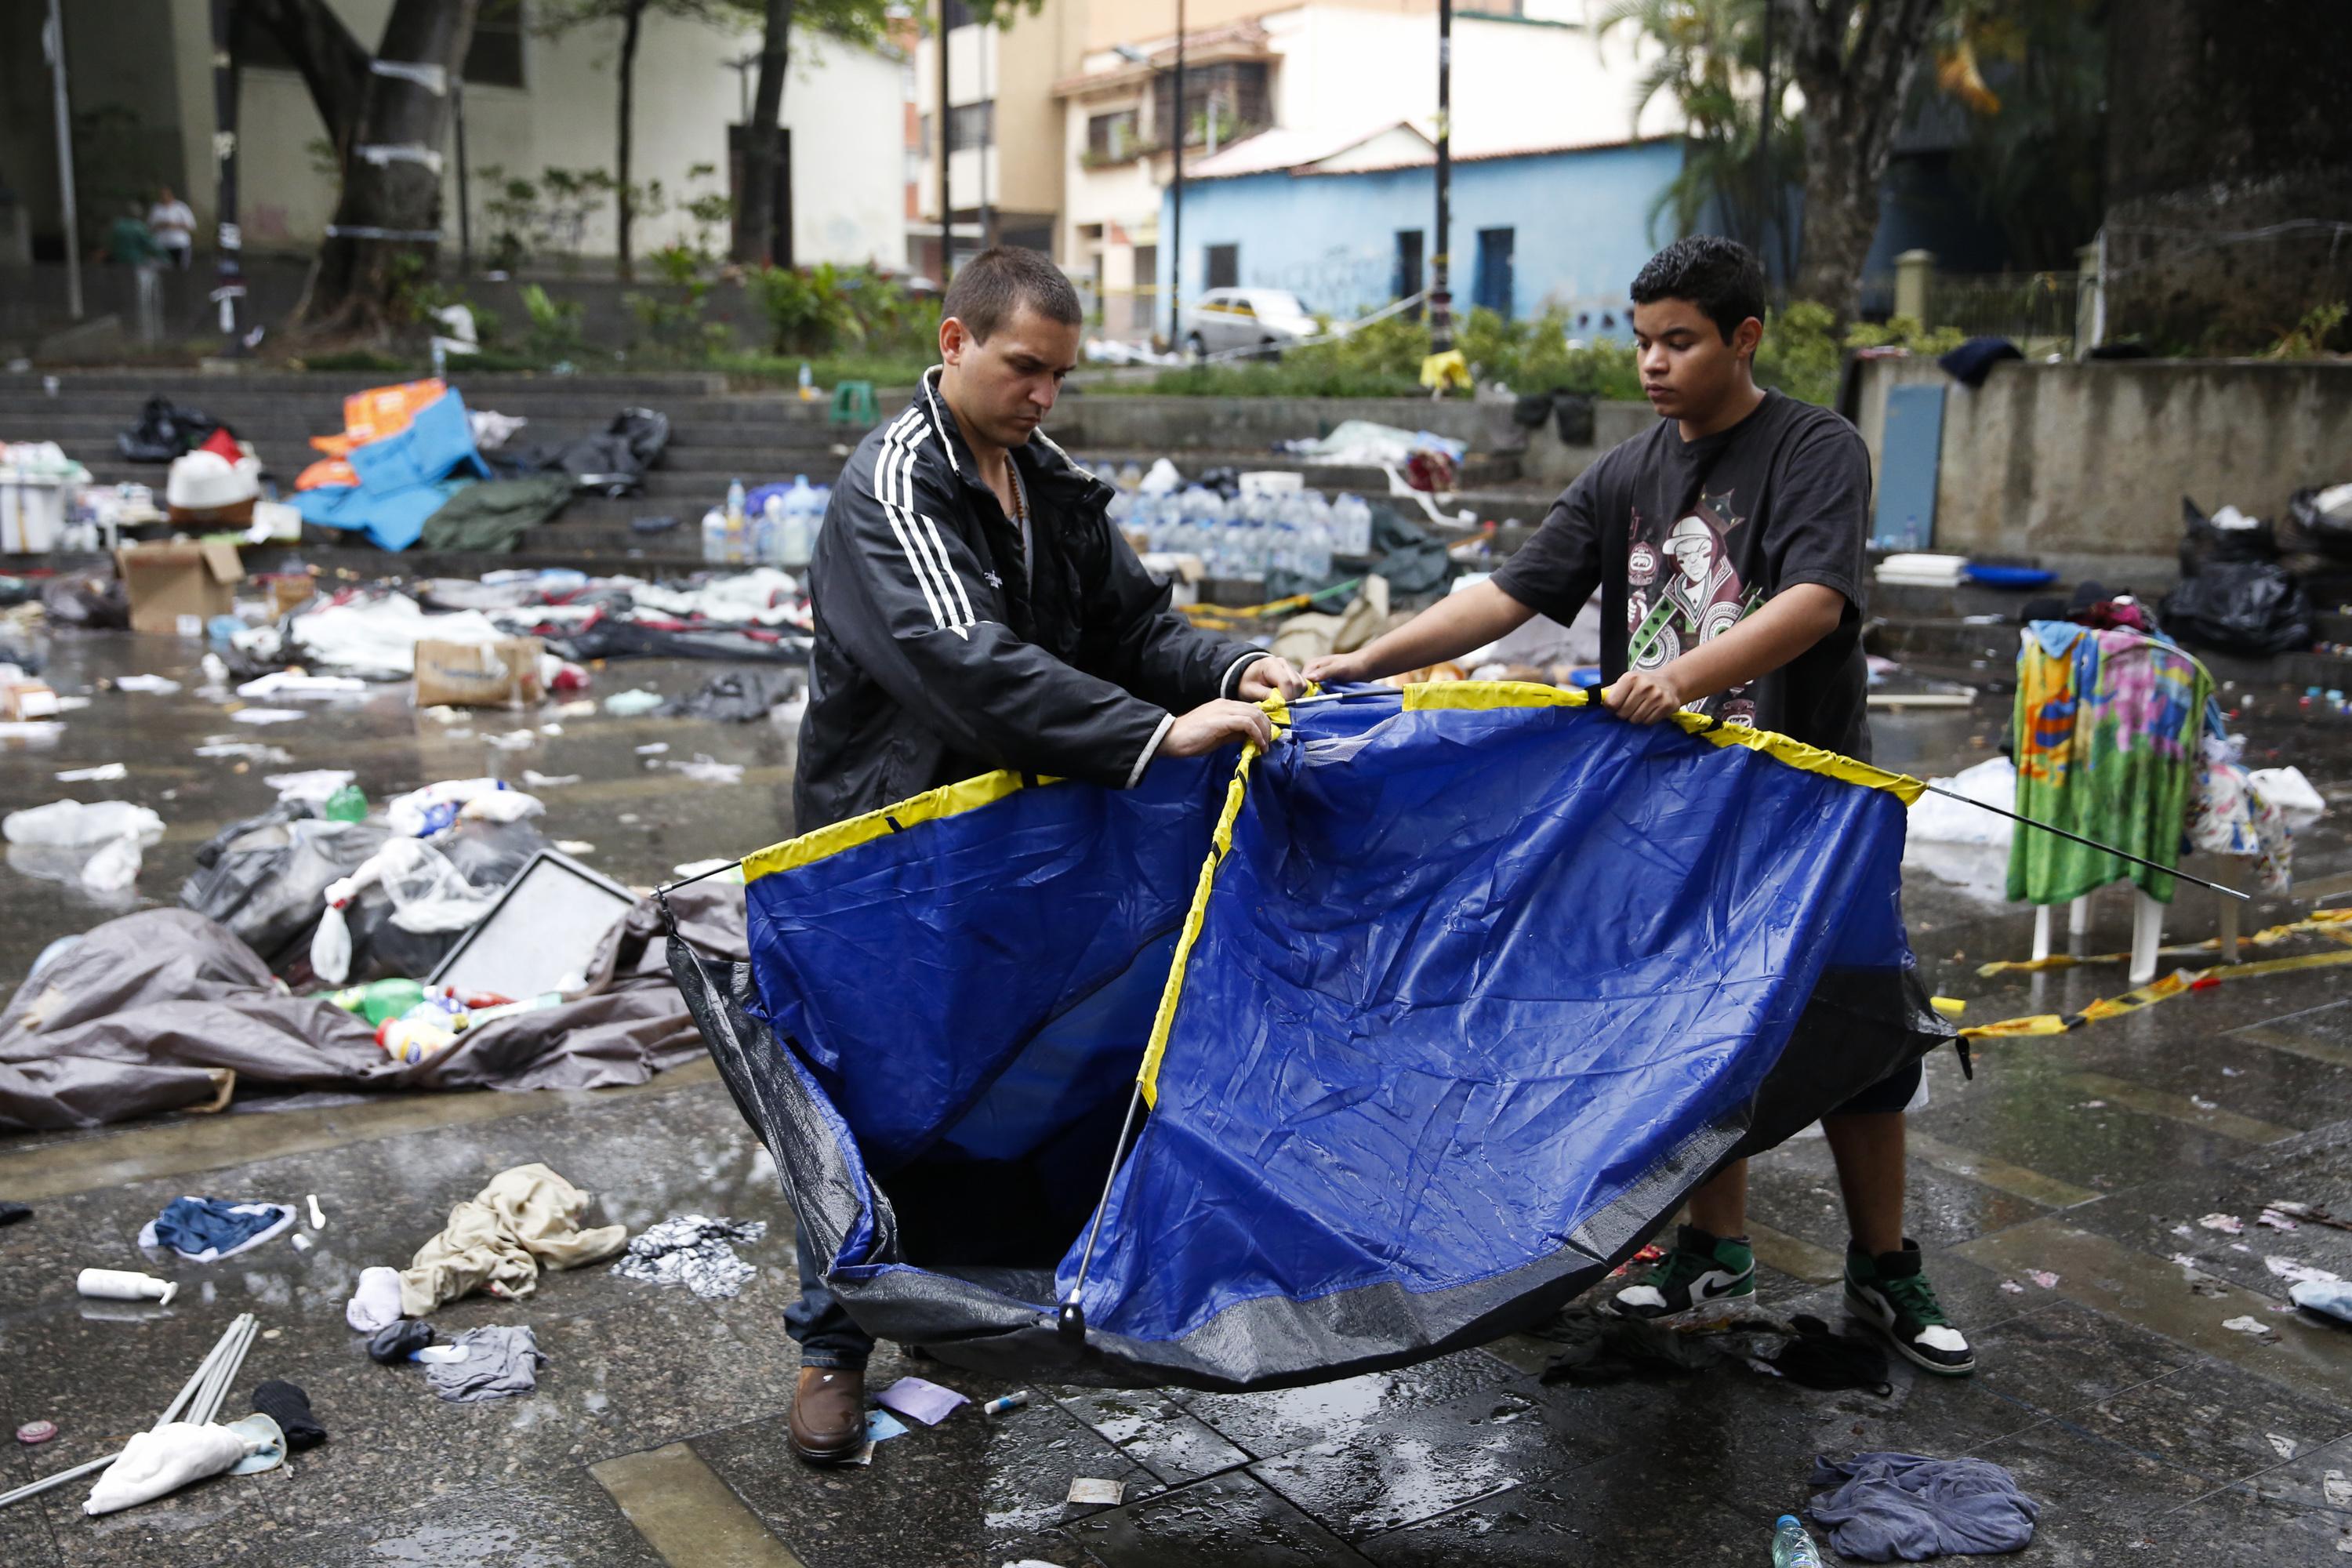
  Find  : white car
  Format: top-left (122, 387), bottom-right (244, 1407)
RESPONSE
top-left (1181, 289), bottom-right (1321, 358)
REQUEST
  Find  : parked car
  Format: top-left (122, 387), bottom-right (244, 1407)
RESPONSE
top-left (1181, 289), bottom-right (1321, 358)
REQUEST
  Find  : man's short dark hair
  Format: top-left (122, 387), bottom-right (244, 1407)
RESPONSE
top-left (1631, 237), bottom-right (1766, 343)
top-left (942, 246), bottom-right (1083, 343)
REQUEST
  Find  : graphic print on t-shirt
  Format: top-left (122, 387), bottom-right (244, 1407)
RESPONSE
top-left (1624, 489), bottom-right (1765, 724)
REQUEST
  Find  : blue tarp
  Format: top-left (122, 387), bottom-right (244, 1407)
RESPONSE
top-left (290, 390), bottom-right (488, 551)
top-left (677, 685), bottom-right (1949, 1388)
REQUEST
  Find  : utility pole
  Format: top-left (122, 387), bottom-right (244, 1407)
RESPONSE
top-left (1428, 0), bottom-right (1451, 353)
top-left (452, 78), bottom-right (472, 276)
top-left (43, 0), bottom-right (82, 321)
top-left (1169, 0), bottom-right (1185, 348)
top-left (938, 0), bottom-right (954, 282)
top-left (208, 0), bottom-right (245, 348)
top-left (1755, 0), bottom-right (1773, 274)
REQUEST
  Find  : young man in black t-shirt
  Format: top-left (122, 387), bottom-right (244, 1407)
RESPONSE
top-left (1305, 237), bottom-right (1973, 1377)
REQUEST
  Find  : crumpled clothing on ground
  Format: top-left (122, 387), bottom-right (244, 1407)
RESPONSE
top-left (143, 1196), bottom-right (296, 1262)
top-left (611, 1214), bottom-right (767, 1299)
top-left (1809, 1450), bottom-right (2040, 1562)
top-left (398, 1163), bottom-right (626, 1317)
top-left (425, 1325), bottom-right (547, 1403)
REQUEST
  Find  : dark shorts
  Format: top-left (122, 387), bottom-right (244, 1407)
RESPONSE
top-left (1831, 1056), bottom-right (1922, 1117)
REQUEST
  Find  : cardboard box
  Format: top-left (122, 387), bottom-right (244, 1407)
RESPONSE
top-left (0, 679), bottom-right (57, 721)
top-left (414, 637), bottom-right (545, 708)
top-left (115, 539), bottom-right (244, 636)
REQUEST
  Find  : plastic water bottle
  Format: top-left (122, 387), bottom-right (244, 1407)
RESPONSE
top-left (781, 474), bottom-right (822, 569)
top-left (1119, 460), bottom-right (1145, 493)
top-left (1335, 492), bottom-right (1372, 557)
top-left (797, 362), bottom-right (815, 401)
top-left (1772, 1516), bottom-right (1824, 1568)
top-left (701, 507), bottom-right (728, 564)
top-left (724, 478), bottom-right (748, 565)
top-left (755, 495), bottom-right (784, 566)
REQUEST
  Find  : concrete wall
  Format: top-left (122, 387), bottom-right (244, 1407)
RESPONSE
top-left (1048, 391), bottom-right (1530, 452)
top-left (1853, 357), bottom-right (2352, 560)
top-left (1160, 140), bottom-right (1685, 323)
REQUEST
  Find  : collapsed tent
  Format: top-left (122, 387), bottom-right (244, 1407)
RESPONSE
top-left (0, 880), bottom-right (744, 1131)
top-left (674, 683), bottom-right (1952, 1391)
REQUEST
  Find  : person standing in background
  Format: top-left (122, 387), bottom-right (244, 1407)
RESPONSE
top-left (147, 187), bottom-right (194, 270)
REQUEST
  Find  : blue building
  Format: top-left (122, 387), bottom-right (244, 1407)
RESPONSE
top-left (1159, 126), bottom-right (1688, 332)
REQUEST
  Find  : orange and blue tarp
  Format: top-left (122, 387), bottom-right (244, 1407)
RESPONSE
top-left (290, 384), bottom-right (488, 551)
top-left (674, 684), bottom-right (1950, 1389)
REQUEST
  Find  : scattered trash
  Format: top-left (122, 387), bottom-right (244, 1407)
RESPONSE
top-left (113, 674), bottom-right (182, 695)
top-left (1066, 1478), bottom-right (1125, 1507)
top-left (522, 769), bottom-right (581, 788)
top-left (1773, 1514), bottom-right (1827, 1568)
top-left (556, 840), bottom-right (596, 855)
top-left (2292, 1279), bottom-right (2352, 1323)
top-left (2258, 1208), bottom-right (2300, 1231)
top-left (370, 1322), bottom-right (437, 1363)
top-left (2198, 1213), bottom-right (2245, 1235)
top-left (140, 1197), bottom-right (297, 1262)
top-left (307, 1194), bottom-right (327, 1230)
top-left (2266, 1255), bottom-right (2344, 1288)
top-left (424, 1325), bottom-right (547, 1403)
top-left (75, 1269), bottom-right (177, 1306)
top-left (661, 753), bottom-right (743, 785)
top-left (2267, 1200), bottom-right (2352, 1234)
top-left (633, 741), bottom-right (670, 755)
top-left (54, 764), bottom-right (126, 782)
top-left (291, 1234), bottom-right (313, 1252)
top-left (236, 672), bottom-right (367, 701)
top-left (229, 707), bottom-right (307, 725)
top-left (347, 1265), bottom-right (404, 1332)
top-left (2027, 1270), bottom-right (2060, 1289)
top-left (396, 1163), bottom-right (626, 1316)
top-left (2269, 1433), bottom-right (2299, 1458)
top-left (658, 668), bottom-right (799, 722)
top-left (252, 1380), bottom-right (327, 1450)
top-left (1807, 1451), bottom-right (2039, 1562)
top-left (1998, 1279), bottom-right (2026, 1294)
top-left (874, 1376), bottom-right (970, 1427)
top-left (2220, 1315), bottom-right (2278, 1338)
top-left (982, 1392), bottom-right (1030, 1417)
top-left (265, 769), bottom-right (358, 806)
top-left (610, 1215), bottom-right (767, 1299)
top-left (602, 688), bottom-right (664, 716)
top-left (865, 1409), bottom-right (911, 1444)
top-left (16, 1422), bottom-right (56, 1446)
top-left (2329, 1469), bottom-right (2352, 1507)
top-left (84, 1422), bottom-right (260, 1515)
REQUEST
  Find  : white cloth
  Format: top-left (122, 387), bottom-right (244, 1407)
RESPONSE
top-left (346, 1265), bottom-right (404, 1332)
top-left (85, 1422), bottom-right (255, 1515)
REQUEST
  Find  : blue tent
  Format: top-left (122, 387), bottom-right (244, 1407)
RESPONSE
top-left (672, 684), bottom-right (1951, 1390)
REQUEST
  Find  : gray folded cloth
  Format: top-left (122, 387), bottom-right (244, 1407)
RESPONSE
top-left (425, 1325), bottom-right (548, 1403)
top-left (1809, 1450), bottom-right (2039, 1562)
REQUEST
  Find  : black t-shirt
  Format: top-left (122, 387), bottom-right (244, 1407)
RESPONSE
top-left (1490, 389), bottom-right (1873, 758)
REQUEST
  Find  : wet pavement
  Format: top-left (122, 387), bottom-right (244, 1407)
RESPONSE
top-left (2, 626), bottom-right (2350, 1566)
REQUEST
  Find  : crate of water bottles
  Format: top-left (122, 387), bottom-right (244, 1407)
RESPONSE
top-left (1094, 459), bottom-right (1375, 594)
top-left (703, 475), bottom-right (831, 570)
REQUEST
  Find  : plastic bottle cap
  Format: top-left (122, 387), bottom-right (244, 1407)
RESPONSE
top-left (16, 1421), bottom-right (56, 1444)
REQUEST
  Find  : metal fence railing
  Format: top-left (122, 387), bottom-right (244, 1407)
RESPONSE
top-left (1929, 270), bottom-right (2082, 347)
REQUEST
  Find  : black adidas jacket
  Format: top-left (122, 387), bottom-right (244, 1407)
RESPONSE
top-left (793, 370), bottom-right (1261, 833)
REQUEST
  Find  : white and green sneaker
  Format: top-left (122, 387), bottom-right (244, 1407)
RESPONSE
top-left (1846, 1238), bottom-right (1975, 1375)
top-left (1608, 1224), bottom-right (1758, 1320)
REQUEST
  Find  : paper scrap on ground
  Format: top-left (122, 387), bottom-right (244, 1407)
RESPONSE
top-left (1067, 1478), bottom-right (1124, 1506)
top-left (2270, 1433), bottom-right (2299, 1459)
top-left (114, 674), bottom-right (181, 695)
top-left (2199, 1213), bottom-right (2245, 1235)
top-left (523, 770), bottom-right (581, 788)
top-left (866, 1409), bottom-right (910, 1444)
top-left (56, 763), bottom-right (127, 782)
top-left (230, 708), bottom-right (307, 725)
top-left (610, 1215), bottom-right (765, 1299)
top-left (2220, 1315), bottom-right (2277, 1338)
top-left (875, 1376), bottom-right (970, 1427)
top-left (662, 754), bottom-right (743, 785)
top-left (2028, 1270), bottom-right (2060, 1288)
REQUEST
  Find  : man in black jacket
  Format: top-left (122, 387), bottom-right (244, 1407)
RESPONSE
top-left (786, 246), bottom-right (1301, 1464)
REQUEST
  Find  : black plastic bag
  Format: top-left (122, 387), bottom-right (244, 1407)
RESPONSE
top-left (2177, 495), bottom-right (2278, 575)
top-left (117, 395), bottom-right (227, 463)
top-left (501, 407), bottom-right (670, 498)
top-left (659, 667), bottom-right (801, 722)
top-left (2282, 486), bottom-right (2352, 564)
top-left (1551, 391), bottom-right (1595, 446)
top-left (2160, 561), bottom-right (2314, 657)
top-left (40, 572), bottom-right (129, 630)
top-left (180, 814), bottom-right (389, 970)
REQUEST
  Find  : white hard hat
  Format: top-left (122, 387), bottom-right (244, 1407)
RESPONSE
top-left (165, 449), bottom-right (261, 513)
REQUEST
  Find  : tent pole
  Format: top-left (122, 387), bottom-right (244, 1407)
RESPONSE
top-left (1059, 1077), bottom-right (1148, 1341)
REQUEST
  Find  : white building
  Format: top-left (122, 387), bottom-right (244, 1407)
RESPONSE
top-left (0, 0), bottom-right (909, 270)
top-left (1054, 0), bottom-right (1679, 334)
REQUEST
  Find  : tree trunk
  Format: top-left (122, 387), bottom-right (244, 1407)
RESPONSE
top-left (266, 0), bottom-right (479, 340)
top-left (616, 0), bottom-right (645, 282)
top-left (1784, 0), bottom-right (1943, 318)
top-left (735, 0), bottom-right (793, 267)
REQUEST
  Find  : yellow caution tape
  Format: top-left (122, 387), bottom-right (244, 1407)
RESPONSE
top-left (1961, 944), bottom-right (2352, 1039)
top-left (1974, 908), bottom-right (2352, 977)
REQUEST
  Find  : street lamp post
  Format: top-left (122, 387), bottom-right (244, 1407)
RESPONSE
top-left (938, 0), bottom-right (954, 282)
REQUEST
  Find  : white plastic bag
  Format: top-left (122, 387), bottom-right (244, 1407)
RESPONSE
top-left (84, 1422), bottom-right (256, 1515)
top-left (80, 835), bottom-right (144, 894)
top-left (2, 799), bottom-right (165, 848)
top-left (310, 899), bottom-right (355, 985)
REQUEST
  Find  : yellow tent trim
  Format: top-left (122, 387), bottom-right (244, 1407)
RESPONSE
top-left (1403, 680), bottom-right (1924, 803)
top-left (742, 769), bottom-right (1050, 882)
top-left (1136, 694), bottom-right (1290, 1107)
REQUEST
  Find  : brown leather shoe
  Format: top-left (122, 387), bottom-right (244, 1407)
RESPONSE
top-left (788, 1366), bottom-right (866, 1465)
